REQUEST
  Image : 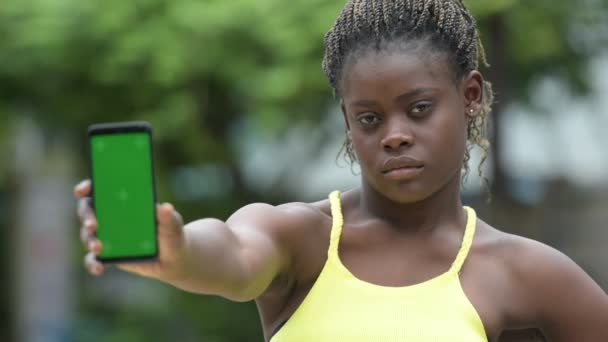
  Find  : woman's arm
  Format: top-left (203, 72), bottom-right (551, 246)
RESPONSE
top-left (510, 237), bottom-right (608, 341)
top-left (170, 202), bottom-right (313, 301)
top-left (75, 179), bottom-right (317, 302)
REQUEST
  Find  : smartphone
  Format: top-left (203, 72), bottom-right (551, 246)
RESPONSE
top-left (88, 121), bottom-right (158, 263)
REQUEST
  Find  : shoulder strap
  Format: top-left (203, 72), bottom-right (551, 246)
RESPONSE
top-left (449, 206), bottom-right (477, 274)
top-left (327, 191), bottom-right (344, 257)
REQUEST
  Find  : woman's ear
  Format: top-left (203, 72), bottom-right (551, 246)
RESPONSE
top-left (463, 70), bottom-right (484, 117)
top-left (341, 100), bottom-right (351, 131)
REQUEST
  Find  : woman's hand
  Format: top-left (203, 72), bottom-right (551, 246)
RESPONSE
top-left (74, 179), bottom-right (188, 281)
top-left (73, 178), bottom-right (312, 301)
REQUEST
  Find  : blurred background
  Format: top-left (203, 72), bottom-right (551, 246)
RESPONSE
top-left (1, 0), bottom-right (607, 341)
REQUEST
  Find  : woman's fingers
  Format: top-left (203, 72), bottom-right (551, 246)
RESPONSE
top-left (157, 202), bottom-right (183, 237)
top-left (77, 197), bottom-right (94, 222)
top-left (80, 225), bottom-right (90, 246)
top-left (77, 196), bottom-right (99, 252)
top-left (88, 239), bottom-right (102, 254)
top-left (73, 179), bottom-right (91, 198)
top-left (80, 217), bottom-right (98, 246)
top-left (84, 252), bottom-right (104, 276)
top-left (75, 179), bottom-right (104, 276)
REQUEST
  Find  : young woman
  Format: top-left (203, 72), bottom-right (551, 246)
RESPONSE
top-left (75, 0), bottom-right (608, 341)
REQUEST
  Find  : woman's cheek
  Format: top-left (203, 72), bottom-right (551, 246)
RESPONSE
top-left (351, 136), bottom-right (374, 170)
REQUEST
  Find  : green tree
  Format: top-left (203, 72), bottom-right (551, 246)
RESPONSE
top-left (0, 0), bottom-right (606, 341)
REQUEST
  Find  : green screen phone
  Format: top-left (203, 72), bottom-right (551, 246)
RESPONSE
top-left (88, 122), bottom-right (158, 263)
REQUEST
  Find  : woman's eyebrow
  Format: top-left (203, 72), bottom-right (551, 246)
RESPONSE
top-left (394, 87), bottom-right (438, 102)
top-left (350, 99), bottom-right (379, 108)
top-left (349, 87), bottom-right (438, 108)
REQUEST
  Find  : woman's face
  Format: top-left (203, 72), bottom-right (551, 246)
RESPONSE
top-left (340, 48), bottom-right (480, 203)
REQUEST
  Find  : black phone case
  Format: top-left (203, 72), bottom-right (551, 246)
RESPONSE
top-left (87, 121), bottom-right (159, 264)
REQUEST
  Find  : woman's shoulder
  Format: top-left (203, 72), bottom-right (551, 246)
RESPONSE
top-left (472, 217), bottom-right (582, 286)
top-left (277, 196), bottom-right (332, 221)
top-left (274, 194), bottom-right (333, 233)
top-left (471, 217), bottom-right (607, 330)
top-left (473, 218), bottom-right (582, 281)
top-left (225, 193), bottom-right (334, 244)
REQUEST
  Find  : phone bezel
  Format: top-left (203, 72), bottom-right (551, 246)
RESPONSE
top-left (87, 121), bottom-right (159, 264)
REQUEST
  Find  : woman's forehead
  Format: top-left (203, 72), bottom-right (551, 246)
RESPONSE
top-left (340, 50), bottom-right (454, 100)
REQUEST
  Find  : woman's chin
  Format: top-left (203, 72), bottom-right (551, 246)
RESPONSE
top-left (386, 188), bottom-right (434, 204)
top-left (370, 181), bottom-right (435, 204)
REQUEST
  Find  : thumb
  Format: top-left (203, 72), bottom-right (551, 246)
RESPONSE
top-left (157, 202), bottom-right (183, 237)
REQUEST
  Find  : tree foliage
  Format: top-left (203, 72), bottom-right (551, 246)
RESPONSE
top-left (0, 0), bottom-right (606, 340)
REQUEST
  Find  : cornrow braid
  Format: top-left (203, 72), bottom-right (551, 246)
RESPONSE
top-left (326, 0), bottom-right (493, 190)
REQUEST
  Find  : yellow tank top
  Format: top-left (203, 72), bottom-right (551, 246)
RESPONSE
top-left (270, 191), bottom-right (488, 341)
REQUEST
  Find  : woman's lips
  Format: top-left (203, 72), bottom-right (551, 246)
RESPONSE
top-left (383, 165), bottom-right (424, 180)
top-left (381, 155), bottom-right (425, 180)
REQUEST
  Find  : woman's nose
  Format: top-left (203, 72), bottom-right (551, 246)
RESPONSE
top-left (381, 122), bottom-right (414, 151)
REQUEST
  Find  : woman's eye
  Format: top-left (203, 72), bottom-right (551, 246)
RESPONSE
top-left (357, 114), bottom-right (380, 125)
top-left (411, 102), bottom-right (433, 116)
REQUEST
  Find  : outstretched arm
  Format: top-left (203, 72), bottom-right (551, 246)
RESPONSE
top-left (169, 203), bottom-right (300, 301)
top-left (75, 179), bottom-right (312, 302)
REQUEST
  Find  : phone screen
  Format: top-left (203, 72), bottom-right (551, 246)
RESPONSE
top-left (90, 130), bottom-right (157, 261)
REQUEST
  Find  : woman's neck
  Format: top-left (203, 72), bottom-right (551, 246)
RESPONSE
top-left (356, 173), bottom-right (465, 234)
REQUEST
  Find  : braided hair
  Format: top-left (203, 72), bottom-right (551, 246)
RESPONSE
top-left (324, 0), bottom-right (493, 186)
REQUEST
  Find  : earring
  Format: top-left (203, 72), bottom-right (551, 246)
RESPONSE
top-left (468, 108), bottom-right (475, 114)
